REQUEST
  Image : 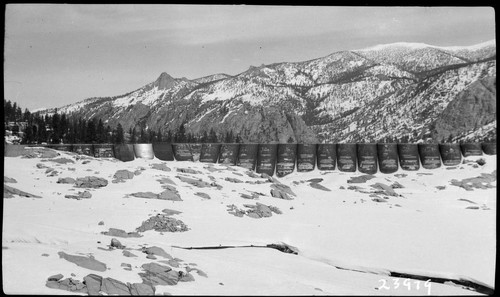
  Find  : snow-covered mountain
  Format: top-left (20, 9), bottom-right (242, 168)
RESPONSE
top-left (40, 39), bottom-right (496, 143)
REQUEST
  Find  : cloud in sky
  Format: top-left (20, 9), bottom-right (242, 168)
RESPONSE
top-left (4, 5), bottom-right (495, 110)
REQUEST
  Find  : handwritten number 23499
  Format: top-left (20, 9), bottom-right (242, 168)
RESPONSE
top-left (378, 279), bottom-right (431, 295)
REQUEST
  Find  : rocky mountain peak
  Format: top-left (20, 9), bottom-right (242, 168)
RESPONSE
top-left (154, 72), bottom-right (177, 90)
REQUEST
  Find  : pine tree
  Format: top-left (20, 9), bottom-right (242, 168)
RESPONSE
top-left (165, 129), bottom-right (173, 142)
top-left (38, 121), bottom-right (48, 144)
top-left (60, 113), bottom-right (69, 143)
top-left (23, 108), bottom-right (31, 122)
top-left (175, 124), bottom-right (186, 143)
top-left (11, 102), bottom-right (17, 122)
top-left (96, 119), bottom-right (105, 143)
top-left (51, 113), bottom-right (60, 144)
top-left (77, 119), bottom-right (86, 144)
top-left (67, 121), bottom-right (77, 144)
top-left (15, 106), bottom-right (22, 122)
top-left (186, 132), bottom-right (194, 143)
top-left (31, 124), bottom-right (38, 143)
top-left (4, 100), bottom-right (12, 123)
top-left (114, 123), bottom-right (125, 143)
top-left (86, 119), bottom-right (97, 143)
top-left (224, 130), bottom-right (234, 143)
top-left (200, 131), bottom-right (208, 143)
top-left (130, 127), bottom-right (137, 144)
top-left (149, 130), bottom-right (156, 143)
top-left (156, 129), bottom-right (163, 143)
top-left (208, 128), bottom-right (218, 143)
top-left (105, 125), bottom-right (112, 143)
top-left (21, 125), bottom-right (33, 144)
top-left (139, 127), bottom-right (148, 143)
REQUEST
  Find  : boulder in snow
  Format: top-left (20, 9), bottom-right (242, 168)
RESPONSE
top-left (74, 176), bottom-right (108, 188)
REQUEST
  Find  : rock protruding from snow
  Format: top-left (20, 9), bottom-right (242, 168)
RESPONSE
top-left (227, 203), bottom-right (282, 218)
top-left (370, 183), bottom-right (400, 197)
top-left (47, 274), bottom-right (64, 282)
top-left (127, 187), bottom-right (183, 201)
top-left (64, 190), bottom-right (92, 200)
top-left (266, 242), bottom-right (299, 255)
top-left (347, 175), bottom-right (376, 183)
top-left (136, 214), bottom-right (189, 233)
top-left (130, 192), bottom-right (158, 199)
top-left (176, 175), bottom-right (212, 188)
top-left (4, 184), bottom-right (42, 198)
top-left (21, 147), bottom-right (60, 159)
top-left (128, 282), bottom-right (155, 295)
top-left (158, 187), bottom-right (183, 201)
top-left (46, 276), bottom-right (87, 293)
top-left (48, 157), bottom-right (75, 164)
top-left (57, 177), bottom-right (76, 184)
top-left (122, 250), bottom-right (138, 257)
top-left (101, 228), bottom-right (142, 238)
top-left (100, 277), bottom-right (131, 295)
top-left (270, 181), bottom-right (295, 200)
top-left (112, 169), bottom-right (135, 183)
top-left (151, 163), bottom-right (172, 172)
top-left (194, 192), bottom-right (211, 199)
top-left (57, 251), bottom-right (107, 272)
top-left (74, 176), bottom-right (108, 188)
top-left (110, 238), bottom-right (125, 249)
top-left (141, 246), bottom-right (174, 260)
top-left (309, 181), bottom-right (332, 191)
top-left (139, 262), bottom-right (180, 286)
top-left (4, 176), bottom-right (17, 183)
top-left (162, 209), bottom-right (183, 216)
top-left (450, 171), bottom-right (496, 191)
top-left (176, 167), bottom-right (202, 174)
top-left (84, 274), bottom-right (103, 295)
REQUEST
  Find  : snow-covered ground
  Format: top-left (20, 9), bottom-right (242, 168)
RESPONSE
top-left (2, 147), bottom-right (496, 295)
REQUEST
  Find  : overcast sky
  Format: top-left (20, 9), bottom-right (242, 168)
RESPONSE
top-left (4, 5), bottom-right (496, 111)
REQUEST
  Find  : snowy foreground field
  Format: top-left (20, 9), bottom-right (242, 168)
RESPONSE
top-left (2, 147), bottom-right (496, 295)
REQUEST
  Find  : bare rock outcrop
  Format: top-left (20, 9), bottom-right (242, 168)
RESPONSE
top-left (434, 76), bottom-right (496, 141)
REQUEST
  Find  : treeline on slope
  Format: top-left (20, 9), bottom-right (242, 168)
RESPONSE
top-left (5, 99), bottom-right (495, 145)
top-left (126, 123), bottom-right (243, 144)
top-left (5, 99), bottom-right (243, 145)
top-left (4, 99), bottom-right (25, 123)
